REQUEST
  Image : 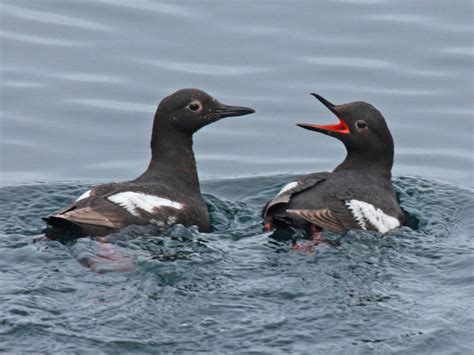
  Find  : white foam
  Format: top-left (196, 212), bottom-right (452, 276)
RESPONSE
top-left (76, 190), bottom-right (91, 202)
top-left (150, 219), bottom-right (165, 227)
top-left (167, 216), bottom-right (177, 225)
top-left (345, 199), bottom-right (400, 234)
top-left (108, 192), bottom-right (183, 217)
top-left (150, 216), bottom-right (178, 228)
top-left (277, 181), bottom-right (298, 196)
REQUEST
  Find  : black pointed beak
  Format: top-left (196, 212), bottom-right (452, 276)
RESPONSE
top-left (310, 93), bottom-right (338, 115)
top-left (215, 104), bottom-right (255, 119)
top-left (297, 93), bottom-right (350, 136)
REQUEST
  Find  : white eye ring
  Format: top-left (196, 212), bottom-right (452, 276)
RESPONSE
top-left (187, 100), bottom-right (202, 112)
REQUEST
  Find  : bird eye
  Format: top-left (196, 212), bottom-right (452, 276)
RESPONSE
top-left (356, 120), bottom-right (367, 129)
top-left (187, 101), bottom-right (202, 112)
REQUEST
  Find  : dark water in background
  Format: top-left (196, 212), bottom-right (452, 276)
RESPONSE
top-left (0, 176), bottom-right (473, 353)
top-left (1, 1), bottom-right (473, 354)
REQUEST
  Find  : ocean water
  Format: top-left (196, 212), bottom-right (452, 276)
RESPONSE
top-left (1, 0), bottom-right (473, 353)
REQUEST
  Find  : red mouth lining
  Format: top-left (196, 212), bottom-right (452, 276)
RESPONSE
top-left (310, 118), bottom-right (350, 134)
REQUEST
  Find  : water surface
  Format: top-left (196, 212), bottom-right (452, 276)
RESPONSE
top-left (1, 1), bottom-right (473, 353)
top-left (1, 0), bottom-right (473, 186)
top-left (1, 176), bottom-right (473, 353)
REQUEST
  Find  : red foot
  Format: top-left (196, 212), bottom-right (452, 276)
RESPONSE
top-left (310, 225), bottom-right (323, 242)
top-left (86, 237), bottom-right (134, 273)
top-left (263, 222), bottom-right (273, 232)
top-left (291, 241), bottom-right (316, 253)
top-left (291, 225), bottom-right (324, 254)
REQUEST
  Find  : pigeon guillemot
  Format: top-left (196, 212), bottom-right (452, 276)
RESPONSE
top-left (263, 93), bottom-right (404, 236)
top-left (43, 88), bottom-right (255, 237)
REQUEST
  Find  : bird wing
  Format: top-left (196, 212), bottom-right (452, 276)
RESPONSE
top-left (44, 181), bottom-right (190, 234)
top-left (44, 182), bottom-right (139, 232)
top-left (335, 185), bottom-right (404, 223)
top-left (55, 182), bottom-right (121, 215)
top-left (286, 208), bottom-right (346, 234)
top-left (262, 172), bottom-right (330, 220)
top-left (49, 206), bottom-right (126, 229)
top-left (265, 170), bottom-right (403, 234)
top-left (287, 186), bottom-right (403, 234)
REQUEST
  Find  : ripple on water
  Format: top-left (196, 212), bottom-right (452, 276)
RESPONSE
top-left (0, 30), bottom-right (89, 47)
top-left (140, 58), bottom-right (271, 76)
top-left (1, 3), bottom-right (112, 31)
top-left (99, 0), bottom-right (195, 18)
top-left (67, 98), bottom-right (154, 113)
top-left (0, 175), bottom-right (473, 353)
top-left (302, 56), bottom-right (391, 69)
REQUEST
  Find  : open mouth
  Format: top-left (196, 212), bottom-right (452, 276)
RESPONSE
top-left (297, 93), bottom-right (350, 135)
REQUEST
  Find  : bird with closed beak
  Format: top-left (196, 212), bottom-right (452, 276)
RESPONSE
top-left (43, 88), bottom-right (255, 237)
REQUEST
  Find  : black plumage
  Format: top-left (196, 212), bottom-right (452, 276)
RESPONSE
top-left (263, 94), bottom-right (404, 234)
top-left (43, 89), bottom-right (254, 237)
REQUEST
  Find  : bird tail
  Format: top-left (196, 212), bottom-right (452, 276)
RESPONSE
top-left (42, 215), bottom-right (83, 239)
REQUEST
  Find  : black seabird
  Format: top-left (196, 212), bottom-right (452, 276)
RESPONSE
top-left (263, 93), bottom-right (403, 236)
top-left (43, 88), bottom-right (255, 237)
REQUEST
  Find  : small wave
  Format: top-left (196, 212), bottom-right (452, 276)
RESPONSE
top-left (66, 98), bottom-right (154, 113)
top-left (0, 29), bottom-right (88, 47)
top-left (141, 59), bottom-right (271, 76)
top-left (302, 56), bottom-right (391, 69)
top-left (99, 0), bottom-right (195, 18)
top-left (2, 3), bottom-right (111, 31)
top-left (0, 175), bottom-right (472, 353)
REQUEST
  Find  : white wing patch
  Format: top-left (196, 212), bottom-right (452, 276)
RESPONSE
top-left (277, 181), bottom-right (298, 196)
top-left (107, 192), bottom-right (183, 217)
top-left (76, 190), bottom-right (91, 202)
top-left (345, 199), bottom-right (400, 234)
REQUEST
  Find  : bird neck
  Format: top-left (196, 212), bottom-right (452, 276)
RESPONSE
top-left (139, 124), bottom-right (201, 193)
top-left (334, 150), bottom-right (394, 179)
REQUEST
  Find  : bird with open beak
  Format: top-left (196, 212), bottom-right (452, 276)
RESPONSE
top-left (262, 93), bottom-right (404, 243)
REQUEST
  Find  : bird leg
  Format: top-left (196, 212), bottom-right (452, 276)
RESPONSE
top-left (86, 236), bottom-right (134, 273)
top-left (263, 222), bottom-right (273, 232)
top-left (291, 225), bottom-right (324, 253)
top-left (310, 225), bottom-right (324, 242)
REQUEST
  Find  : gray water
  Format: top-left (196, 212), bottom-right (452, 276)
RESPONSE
top-left (1, 1), bottom-right (473, 354)
top-left (1, 0), bottom-right (472, 186)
